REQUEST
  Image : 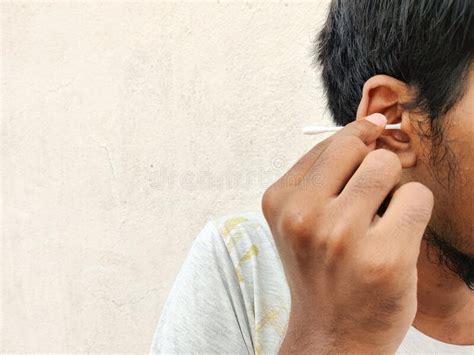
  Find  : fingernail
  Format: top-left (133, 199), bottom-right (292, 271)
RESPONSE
top-left (365, 113), bottom-right (387, 127)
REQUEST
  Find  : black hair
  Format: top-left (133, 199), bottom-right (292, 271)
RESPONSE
top-left (314, 0), bottom-right (473, 174)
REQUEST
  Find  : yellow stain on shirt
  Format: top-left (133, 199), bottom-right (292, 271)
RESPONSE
top-left (256, 307), bottom-right (278, 332)
top-left (226, 231), bottom-right (243, 251)
top-left (255, 306), bottom-right (286, 355)
top-left (235, 267), bottom-right (244, 283)
top-left (219, 217), bottom-right (248, 237)
top-left (256, 305), bottom-right (288, 337)
top-left (239, 244), bottom-right (259, 266)
top-left (219, 217), bottom-right (250, 252)
top-left (235, 244), bottom-right (259, 283)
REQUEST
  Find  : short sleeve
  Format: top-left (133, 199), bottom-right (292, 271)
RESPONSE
top-left (150, 221), bottom-right (254, 354)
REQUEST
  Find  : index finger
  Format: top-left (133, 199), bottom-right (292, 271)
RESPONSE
top-left (334, 113), bottom-right (388, 144)
top-left (279, 113), bottom-right (388, 189)
top-left (297, 114), bottom-right (387, 197)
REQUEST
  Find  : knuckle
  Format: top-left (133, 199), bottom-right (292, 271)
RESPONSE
top-left (350, 170), bottom-right (386, 194)
top-left (401, 206), bottom-right (432, 229)
top-left (328, 221), bottom-right (353, 240)
top-left (361, 257), bottom-right (397, 285)
top-left (261, 184), bottom-right (279, 218)
top-left (279, 208), bottom-right (314, 240)
top-left (310, 210), bottom-right (351, 256)
top-left (324, 222), bottom-right (351, 256)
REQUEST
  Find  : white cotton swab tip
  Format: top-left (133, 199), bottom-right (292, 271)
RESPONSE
top-left (302, 123), bottom-right (401, 135)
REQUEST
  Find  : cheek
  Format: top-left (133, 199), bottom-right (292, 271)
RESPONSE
top-left (456, 152), bottom-right (474, 246)
top-left (447, 128), bottom-right (474, 208)
top-left (427, 185), bottom-right (472, 252)
top-left (434, 142), bottom-right (474, 251)
top-left (410, 140), bottom-right (473, 250)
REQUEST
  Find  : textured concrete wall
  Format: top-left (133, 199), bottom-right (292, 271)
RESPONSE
top-left (2, 1), bottom-right (332, 352)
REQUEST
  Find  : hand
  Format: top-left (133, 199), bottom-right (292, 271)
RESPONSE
top-left (261, 114), bottom-right (434, 354)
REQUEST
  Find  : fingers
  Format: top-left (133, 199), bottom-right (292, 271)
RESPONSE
top-left (297, 115), bottom-right (388, 197)
top-left (335, 149), bottom-right (402, 229)
top-left (278, 137), bottom-right (334, 188)
top-left (263, 114), bottom-right (389, 220)
top-left (276, 114), bottom-right (387, 192)
top-left (334, 114), bottom-right (387, 144)
top-left (372, 182), bottom-right (434, 258)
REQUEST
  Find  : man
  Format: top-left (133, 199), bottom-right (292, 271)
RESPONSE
top-left (151, 0), bottom-right (473, 353)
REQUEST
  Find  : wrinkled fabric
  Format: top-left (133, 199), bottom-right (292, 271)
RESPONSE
top-left (151, 211), bottom-right (474, 354)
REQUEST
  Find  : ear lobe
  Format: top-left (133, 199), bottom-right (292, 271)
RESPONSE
top-left (356, 75), bottom-right (417, 169)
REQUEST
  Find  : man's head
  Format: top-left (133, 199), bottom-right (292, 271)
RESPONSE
top-left (315, 0), bottom-right (473, 288)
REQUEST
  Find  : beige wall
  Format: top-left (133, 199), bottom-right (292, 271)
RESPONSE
top-left (1, 1), bottom-right (332, 353)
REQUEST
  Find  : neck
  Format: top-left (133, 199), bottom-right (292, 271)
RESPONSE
top-left (413, 239), bottom-right (474, 344)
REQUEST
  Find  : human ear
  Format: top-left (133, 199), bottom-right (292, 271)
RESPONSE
top-left (356, 75), bottom-right (417, 169)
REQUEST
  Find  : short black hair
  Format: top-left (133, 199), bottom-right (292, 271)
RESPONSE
top-left (315, 0), bottom-right (473, 148)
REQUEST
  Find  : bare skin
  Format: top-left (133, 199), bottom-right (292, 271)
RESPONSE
top-left (262, 71), bottom-right (474, 353)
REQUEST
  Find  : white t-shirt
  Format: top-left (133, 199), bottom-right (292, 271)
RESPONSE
top-left (151, 211), bottom-right (474, 354)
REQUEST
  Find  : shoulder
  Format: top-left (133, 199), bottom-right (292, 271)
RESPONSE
top-left (207, 211), bottom-right (290, 352)
top-left (191, 210), bottom-right (282, 281)
top-left (209, 210), bottom-right (274, 243)
top-left (187, 211), bottom-right (290, 354)
top-left (206, 210), bottom-right (279, 270)
top-left (205, 209), bottom-right (288, 303)
top-left (193, 210), bottom-right (275, 258)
